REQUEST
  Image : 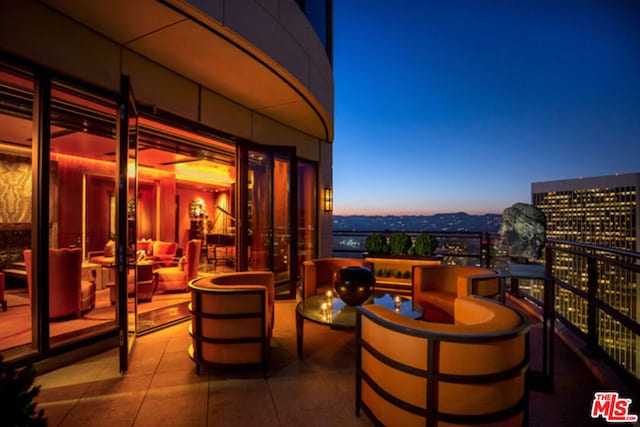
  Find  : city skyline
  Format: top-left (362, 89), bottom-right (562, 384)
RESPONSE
top-left (332, 0), bottom-right (640, 215)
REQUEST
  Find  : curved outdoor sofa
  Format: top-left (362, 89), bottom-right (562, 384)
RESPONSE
top-left (187, 271), bottom-right (275, 376)
top-left (412, 264), bottom-right (502, 322)
top-left (356, 295), bottom-right (529, 426)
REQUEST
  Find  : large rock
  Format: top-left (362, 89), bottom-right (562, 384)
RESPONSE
top-left (500, 203), bottom-right (546, 261)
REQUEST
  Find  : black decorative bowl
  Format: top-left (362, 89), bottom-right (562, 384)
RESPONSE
top-left (334, 266), bottom-right (376, 306)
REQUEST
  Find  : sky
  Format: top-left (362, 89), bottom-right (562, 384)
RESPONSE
top-left (331, 0), bottom-right (640, 216)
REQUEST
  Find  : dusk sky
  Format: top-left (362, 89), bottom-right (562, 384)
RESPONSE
top-left (331, 1), bottom-right (640, 215)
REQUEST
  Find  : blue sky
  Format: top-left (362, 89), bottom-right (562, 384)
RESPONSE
top-left (332, 0), bottom-right (640, 215)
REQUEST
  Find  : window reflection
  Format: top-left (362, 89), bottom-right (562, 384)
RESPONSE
top-left (0, 66), bottom-right (34, 358)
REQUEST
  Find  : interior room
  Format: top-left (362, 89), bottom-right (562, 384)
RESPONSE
top-left (0, 68), bottom-right (239, 358)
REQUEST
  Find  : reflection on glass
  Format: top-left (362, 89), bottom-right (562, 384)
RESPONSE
top-left (0, 66), bottom-right (34, 358)
top-left (49, 79), bottom-right (119, 348)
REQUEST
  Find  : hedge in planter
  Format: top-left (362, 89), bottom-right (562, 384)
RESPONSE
top-left (365, 232), bottom-right (389, 255)
top-left (389, 232), bottom-right (412, 255)
top-left (412, 232), bottom-right (438, 256)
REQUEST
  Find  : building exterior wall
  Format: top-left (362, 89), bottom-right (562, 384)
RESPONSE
top-left (0, 0), bottom-right (334, 256)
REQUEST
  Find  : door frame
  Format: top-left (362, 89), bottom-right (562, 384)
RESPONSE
top-left (116, 74), bottom-right (138, 372)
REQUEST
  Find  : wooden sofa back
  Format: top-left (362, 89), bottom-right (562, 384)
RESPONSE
top-left (356, 295), bottom-right (529, 426)
top-left (187, 272), bottom-right (275, 376)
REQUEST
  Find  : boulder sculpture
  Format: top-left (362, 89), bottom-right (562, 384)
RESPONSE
top-left (500, 202), bottom-right (547, 262)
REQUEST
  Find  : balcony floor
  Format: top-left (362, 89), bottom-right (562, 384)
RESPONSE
top-left (33, 299), bottom-right (636, 426)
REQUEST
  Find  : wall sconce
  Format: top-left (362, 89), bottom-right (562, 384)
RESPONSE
top-left (323, 188), bottom-right (333, 212)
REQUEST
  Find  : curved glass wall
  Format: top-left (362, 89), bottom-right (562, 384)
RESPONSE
top-left (0, 55), bottom-right (315, 368)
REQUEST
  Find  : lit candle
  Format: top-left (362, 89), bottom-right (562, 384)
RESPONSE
top-left (326, 290), bottom-right (333, 299)
top-left (394, 296), bottom-right (402, 310)
top-left (321, 302), bottom-right (328, 313)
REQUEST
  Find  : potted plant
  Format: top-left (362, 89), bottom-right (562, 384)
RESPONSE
top-left (0, 356), bottom-right (47, 427)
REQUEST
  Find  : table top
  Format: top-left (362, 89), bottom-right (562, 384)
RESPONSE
top-left (296, 292), bottom-right (424, 328)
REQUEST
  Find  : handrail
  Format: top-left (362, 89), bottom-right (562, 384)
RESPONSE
top-left (332, 229), bottom-right (640, 389)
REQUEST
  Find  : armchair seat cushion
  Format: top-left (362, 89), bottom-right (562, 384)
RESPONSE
top-left (155, 240), bottom-right (201, 292)
top-left (413, 290), bottom-right (455, 323)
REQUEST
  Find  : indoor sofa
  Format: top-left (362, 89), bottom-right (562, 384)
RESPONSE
top-left (187, 271), bottom-right (275, 376)
top-left (142, 240), bottom-right (178, 266)
top-left (302, 257), bottom-right (373, 299)
top-left (412, 264), bottom-right (501, 322)
top-left (87, 239), bottom-right (115, 267)
top-left (356, 295), bottom-right (529, 426)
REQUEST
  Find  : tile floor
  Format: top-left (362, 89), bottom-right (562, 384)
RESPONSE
top-left (33, 299), bottom-right (634, 426)
top-left (35, 300), bottom-right (373, 427)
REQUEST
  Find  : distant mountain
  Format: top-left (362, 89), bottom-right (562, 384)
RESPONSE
top-left (333, 212), bottom-right (502, 233)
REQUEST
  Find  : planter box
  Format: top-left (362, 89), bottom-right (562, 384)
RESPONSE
top-left (364, 254), bottom-right (443, 295)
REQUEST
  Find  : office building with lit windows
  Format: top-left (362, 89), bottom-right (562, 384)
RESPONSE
top-left (532, 173), bottom-right (639, 377)
top-left (532, 173), bottom-right (639, 251)
top-left (0, 0), bottom-right (333, 372)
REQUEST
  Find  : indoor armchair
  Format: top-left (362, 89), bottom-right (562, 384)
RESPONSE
top-left (24, 248), bottom-right (96, 319)
top-left (155, 239), bottom-right (201, 292)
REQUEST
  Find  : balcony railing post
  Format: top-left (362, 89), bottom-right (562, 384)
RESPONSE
top-left (482, 232), bottom-right (490, 268)
top-left (586, 256), bottom-right (599, 355)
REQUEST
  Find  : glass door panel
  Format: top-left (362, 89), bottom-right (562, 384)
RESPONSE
top-left (248, 151), bottom-right (272, 271)
top-left (48, 78), bottom-right (118, 348)
top-left (273, 156), bottom-right (291, 284)
top-left (127, 100), bottom-right (139, 343)
top-left (297, 161), bottom-right (317, 290)
top-left (0, 66), bottom-right (34, 359)
top-left (132, 117), bottom-right (236, 333)
top-left (247, 149), bottom-right (295, 297)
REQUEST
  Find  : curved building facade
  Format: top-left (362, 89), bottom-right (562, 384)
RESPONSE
top-left (0, 0), bottom-right (333, 371)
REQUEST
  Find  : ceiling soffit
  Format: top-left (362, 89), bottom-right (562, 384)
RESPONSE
top-left (41, 0), bottom-right (330, 141)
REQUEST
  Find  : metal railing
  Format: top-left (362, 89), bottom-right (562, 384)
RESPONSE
top-left (333, 230), bottom-right (640, 389)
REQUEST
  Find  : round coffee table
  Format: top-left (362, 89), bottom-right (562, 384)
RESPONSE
top-left (295, 292), bottom-right (423, 359)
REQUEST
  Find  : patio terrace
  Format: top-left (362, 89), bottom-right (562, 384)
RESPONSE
top-left (32, 297), bottom-right (636, 426)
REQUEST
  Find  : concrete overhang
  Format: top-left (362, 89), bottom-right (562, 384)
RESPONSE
top-left (42, 0), bottom-right (331, 141)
